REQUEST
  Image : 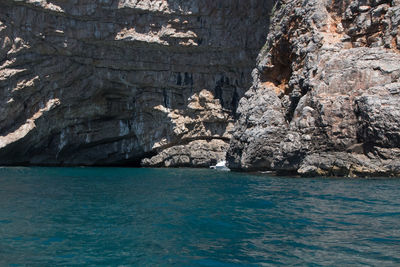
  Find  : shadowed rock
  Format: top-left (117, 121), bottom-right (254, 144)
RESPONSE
top-left (0, 0), bottom-right (273, 166)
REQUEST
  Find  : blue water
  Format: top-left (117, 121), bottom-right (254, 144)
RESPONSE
top-left (0, 168), bottom-right (399, 266)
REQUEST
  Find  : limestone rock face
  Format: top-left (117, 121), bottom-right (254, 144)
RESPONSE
top-left (0, 0), bottom-right (273, 166)
top-left (227, 0), bottom-right (400, 176)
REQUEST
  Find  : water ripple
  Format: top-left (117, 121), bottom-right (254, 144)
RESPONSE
top-left (0, 167), bottom-right (399, 266)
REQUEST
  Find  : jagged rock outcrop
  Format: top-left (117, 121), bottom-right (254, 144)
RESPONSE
top-left (227, 0), bottom-right (400, 176)
top-left (0, 0), bottom-right (273, 166)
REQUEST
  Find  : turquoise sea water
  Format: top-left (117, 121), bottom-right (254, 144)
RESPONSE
top-left (0, 168), bottom-right (399, 266)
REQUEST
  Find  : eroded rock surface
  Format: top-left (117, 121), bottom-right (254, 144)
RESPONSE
top-left (227, 0), bottom-right (400, 177)
top-left (0, 0), bottom-right (273, 166)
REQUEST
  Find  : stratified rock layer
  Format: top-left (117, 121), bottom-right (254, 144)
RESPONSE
top-left (227, 0), bottom-right (400, 177)
top-left (0, 0), bottom-right (272, 166)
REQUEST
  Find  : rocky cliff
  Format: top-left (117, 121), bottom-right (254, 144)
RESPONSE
top-left (2, 0), bottom-right (400, 176)
top-left (0, 0), bottom-right (272, 166)
top-left (227, 0), bottom-right (400, 176)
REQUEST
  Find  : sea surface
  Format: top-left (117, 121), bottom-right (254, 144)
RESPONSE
top-left (0, 167), bottom-right (399, 266)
